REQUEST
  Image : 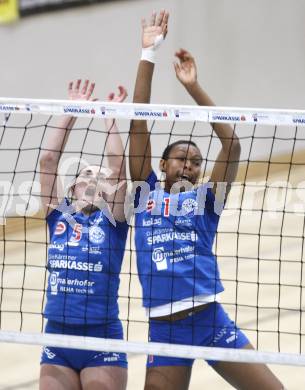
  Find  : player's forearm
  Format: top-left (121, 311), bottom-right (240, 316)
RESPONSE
top-left (129, 59), bottom-right (155, 181)
top-left (133, 60), bottom-right (154, 106)
top-left (184, 81), bottom-right (215, 107)
top-left (104, 119), bottom-right (126, 177)
top-left (185, 81), bottom-right (240, 151)
top-left (40, 116), bottom-right (76, 169)
top-left (45, 116), bottom-right (76, 152)
top-left (131, 60), bottom-right (154, 136)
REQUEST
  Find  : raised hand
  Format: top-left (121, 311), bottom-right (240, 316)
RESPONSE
top-left (174, 49), bottom-right (197, 88)
top-left (141, 9), bottom-right (169, 48)
top-left (68, 79), bottom-right (96, 101)
top-left (107, 86), bottom-right (128, 103)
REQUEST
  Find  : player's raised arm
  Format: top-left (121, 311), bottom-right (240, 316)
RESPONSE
top-left (103, 86), bottom-right (128, 222)
top-left (39, 79), bottom-right (95, 215)
top-left (129, 10), bottom-right (169, 182)
top-left (174, 49), bottom-right (241, 197)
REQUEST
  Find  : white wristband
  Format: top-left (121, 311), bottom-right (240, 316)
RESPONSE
top-left (141, 47), bottom-right (156, 63)
top-left (140, 34), bottom-right (164, 64)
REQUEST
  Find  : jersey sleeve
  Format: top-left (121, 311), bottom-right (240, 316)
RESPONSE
top-left (134, 170), bottom-right (158, 208)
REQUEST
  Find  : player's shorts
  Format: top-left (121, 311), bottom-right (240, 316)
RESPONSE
top-left (41, 319), bottom-right (127, 371)
top-left (147, 302), bottom-right (249, 367)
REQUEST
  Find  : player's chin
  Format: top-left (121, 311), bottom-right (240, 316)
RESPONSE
top-left (81, 203), bottom-right (100, 214)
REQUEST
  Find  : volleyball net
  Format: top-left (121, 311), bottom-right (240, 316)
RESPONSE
top-left (1, 98), bottom-right (305, 366)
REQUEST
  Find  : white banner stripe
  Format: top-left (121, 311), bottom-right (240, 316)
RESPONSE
top-left (0, 97), bottom-right (305, 125)
top-left (1, 331), bottom-right (305, 366)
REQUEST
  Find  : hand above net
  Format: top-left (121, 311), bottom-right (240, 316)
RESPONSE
top-left (174, 49), bottom-right (198, 89)
top-left (141, 10), bottom-right (169, 63)
top-left (107, 85), bottom-right (128, 103)
top-left (67, 79), bottom-right (96, 101)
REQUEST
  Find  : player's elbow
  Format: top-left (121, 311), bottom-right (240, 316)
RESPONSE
top-left (232, 138), bottom-right (241, 155)
top-left (40, 151), bottom-right (58, 172)
top-left (227, 138), bottom-right (241, 159)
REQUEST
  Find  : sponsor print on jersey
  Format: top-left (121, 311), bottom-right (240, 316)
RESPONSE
top-left (68, 223), bottom-right (82, 245)
top-left (81, 245), bottom-right (102, 254)
top-left (50, 271), bottom-right (59, 295)
top-left (89, 226), bottom-right (105, 244)
top-left (54, 221), bottom-right (66, 235)
top-left (43, 347), bottom-right (56, 360)
top-left (151, 245), bottom-right (195, 269)
top-left (181, 198), bottom-right (198, 215)
top-left (142, 217), bottom-right (162, 227)
top-left (152, 247), bottom-right (167, 270)
top-left (212, 328), bottom-right (238, 345)
top-left (49, 276), bottom-right (99, 295)
top-left (226, 331), bottom-right (238, 344)
top-left (49, 243), bottom-right (65, 251)
top-left (49, 259), bottom-right (103, 272)
top-left (93, 352), bottom-right (120, 362)
top-left (147, 229), bottom-right (198, 245)
top-left (146, 199), bottom-right (156, 212)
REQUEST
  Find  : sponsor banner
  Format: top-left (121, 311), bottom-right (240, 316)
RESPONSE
top-left (134, 108), bottom-right (170, 120)
top-left (209, 111), bottom-right (305, 126)
top-left (2, 97), bottom-right (305, 126)
top-left (133, 107), bottom-right (208, 122)
top-left (19, 0), bottom-right (130, 17)
top-left (63, 105), bottom-right (97, 116)
top-left (172, 108), bottom-right (208, 121)
top-left (251, 113), bottom-right (295, 126)
top-left (209, 112), bottom-right (248, 123)
top-left (0, 0), bottom-right (18, 24)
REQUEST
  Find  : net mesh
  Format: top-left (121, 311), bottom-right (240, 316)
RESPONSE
top-left (1, 98), bottom-right (305, 366)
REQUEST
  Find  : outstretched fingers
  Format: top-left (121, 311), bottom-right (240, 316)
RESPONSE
top-left (107, 86), bottom-right (128, 102)
top-left (149, 11), bottom-right (157, 26)
top-left (155, 9), bottom-right (165, 26)
top-left (161, 11), bottom-right (169, 37)
top-left (86, 81), bottom-right (95, 100)
top-left (141, 17), bottom-right (147, 29)
top-left (81, 79), bottom-right (89, 95)
top-left (67, 79), bottom-right (96, 100)
top-left (75, 79), bottom-right (81, 93)
top-left (108, 92), bottom-right (115, 101)
top-left (175, 48), bottom-right (193, 62)
top-left (173, 61), bottom-right (181, 75)
top-left (117, 85), bottom-right (128, 102)
top-left (68, 81), bottom-right (73, 94)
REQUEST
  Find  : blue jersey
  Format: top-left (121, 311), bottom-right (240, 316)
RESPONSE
top-left (44, 200), bottom-right (128, 324)
top-left (135, 171), bottom-right (224, 309)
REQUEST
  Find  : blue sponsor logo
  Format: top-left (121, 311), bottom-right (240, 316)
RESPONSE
top-left (0, 105), bottom-right (17, 112)
top-left (212, 115), bottom-right (240, 122)
top-left (63, 107), bottom-right (90, 114)
top-left (135, 111), bottom-right (162, 117)
top-left (293, 117), bottom-right (305, 124)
